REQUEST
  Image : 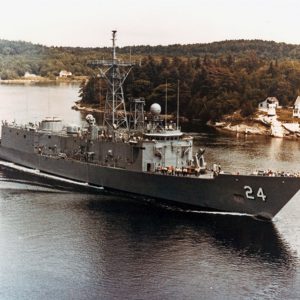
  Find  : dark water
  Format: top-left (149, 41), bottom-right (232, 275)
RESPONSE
top-left (1, 84), bottom-right (300, 299)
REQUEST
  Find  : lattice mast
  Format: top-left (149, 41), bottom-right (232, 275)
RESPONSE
top-left (130, 98), bottom-right (145, 131)
top-left (88, 30), bottom-right (134, 131)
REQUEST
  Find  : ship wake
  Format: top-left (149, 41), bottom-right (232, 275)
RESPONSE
top-left (0, 160), bottom-right (104, 193)
top-left (148, 199), bottom-right (254, 219)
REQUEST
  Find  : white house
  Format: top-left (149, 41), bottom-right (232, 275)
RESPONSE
top-left (293, 96), bottom-right (300, 118)
top-left (24, 72), bottom-right (37, 78)
top-left (59, 70), bottom-right (72, 78)
top-left (258, 97), bottom-right (279, 111)
top-left (258, 97), bottom-right (279, 116)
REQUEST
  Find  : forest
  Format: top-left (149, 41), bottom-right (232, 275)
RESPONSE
top-left (80, 54), bottom-right (300, 122)
top-left (2, 38), bottom-right (300, 121)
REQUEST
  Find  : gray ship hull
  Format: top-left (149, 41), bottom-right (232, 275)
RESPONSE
top-left (0, 146), bottom-right (298, 220)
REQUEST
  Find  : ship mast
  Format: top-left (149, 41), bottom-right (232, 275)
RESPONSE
top-left (88, 30), bottom-right (134, 131)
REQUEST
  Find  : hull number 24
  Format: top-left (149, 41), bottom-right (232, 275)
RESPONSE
top-left (244, 186), bottom-right (267, 202)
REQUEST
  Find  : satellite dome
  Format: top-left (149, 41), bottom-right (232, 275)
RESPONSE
top-left (150, 103), bottom-right (161, 116)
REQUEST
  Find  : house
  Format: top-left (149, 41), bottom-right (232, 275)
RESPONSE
top-left (293, 96), bottom-right (300, 118)
top-left (59, 70), bottom-right (72, 78)
top-left (258, 97), bottom-right (279, 111)
top-left (24, 72), bottom-right (37, 78)
top-left (258, 97), bottom-right (279, 117)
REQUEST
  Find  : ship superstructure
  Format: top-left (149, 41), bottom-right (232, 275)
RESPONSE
top-left (88, 30), bottom-right (133, 132)
top-left (0, 31), bottom-right (299, 220)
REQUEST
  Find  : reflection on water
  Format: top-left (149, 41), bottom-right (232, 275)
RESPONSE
top-left (88, 197), bottom-right (294, 265)
top-left (86, 199), bottom-right (297, 299)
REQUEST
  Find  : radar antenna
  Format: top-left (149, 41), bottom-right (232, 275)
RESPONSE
top-left (88, 30), bottom-right (135, 131)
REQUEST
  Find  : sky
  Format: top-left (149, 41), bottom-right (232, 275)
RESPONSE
top-left (0, 0), bottom-right (299, 47)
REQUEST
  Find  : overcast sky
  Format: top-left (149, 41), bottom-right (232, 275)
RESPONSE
top-left (0, 0), bottom-right (299, 47)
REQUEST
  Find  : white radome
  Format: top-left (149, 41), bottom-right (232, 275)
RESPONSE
top-left (150, 103), bottom-right (161, 116)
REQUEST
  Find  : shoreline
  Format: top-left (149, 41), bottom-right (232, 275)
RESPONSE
top-left (207, 107), bottom-right (300, 139)
top-left (72, 103), bottom-right (103, 114)
top-left (208, 119), bottom-right (300, 139)
top-left (207, 120), bottom-right (269, 135)
top-left (0, 76), bottom-right (87, 85)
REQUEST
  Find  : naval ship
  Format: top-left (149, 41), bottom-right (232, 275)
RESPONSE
top-left (0, 31), bottom-right (299, 220)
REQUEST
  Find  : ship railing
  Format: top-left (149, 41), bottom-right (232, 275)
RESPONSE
top-left (154, 165), bottom-right (208, 178)
top-left (165, 123), bottom-right (180, 131)
top-left (4, 121), bottom-right (39, 131)
top-left (146, 124), bottom-right (180, 133)
top-left (251, 169), bottom-right (300, 177)
top-left (87, 59), bottom-right (136, 67)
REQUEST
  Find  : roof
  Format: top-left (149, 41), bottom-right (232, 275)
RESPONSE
top-left (294, 96), bottom-right (300, 106)
top-left (265, 97), bottom-right (279, 104)
top-left (258, 97), bottom-right (279, 104)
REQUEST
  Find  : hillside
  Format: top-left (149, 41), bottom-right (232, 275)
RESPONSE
top-left (1, 39), bottom-right (300, 80)
top-left (124, 40), bottom-right (300, 59)
top-left (2, 38), bottom-right (300, 122)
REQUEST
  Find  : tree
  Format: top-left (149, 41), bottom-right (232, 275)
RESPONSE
top-left (79, 77), bottom-right (103, 106)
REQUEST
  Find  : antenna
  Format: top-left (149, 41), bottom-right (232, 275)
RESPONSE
top-left (165, 80), bottom-right (168, 128)
top-left (177, 80), bottom-right (180, 130)
top-left (88, 30), bottom-right (135, 131)
top-left (112, 30), bottom-right (117, 61)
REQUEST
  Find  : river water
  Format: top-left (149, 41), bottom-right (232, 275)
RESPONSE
top-left (1, 83), bottom-right (300, 299)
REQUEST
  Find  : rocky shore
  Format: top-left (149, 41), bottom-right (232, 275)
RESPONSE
top-left (72, 102), bottom-right (103, 113)
top-left (208, 113), bottom-right (300, 138)
top-left (209, 120), bottom-right (269, 135)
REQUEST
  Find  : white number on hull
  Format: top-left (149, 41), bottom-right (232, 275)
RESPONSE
top-left (244, 186), bottom-right (267, 202)
top-left (257, 187), bottom-right (267, 202)
top-left (244, 186), bottom-right (255, 200)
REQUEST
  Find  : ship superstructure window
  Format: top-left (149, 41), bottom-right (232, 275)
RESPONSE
top-left (152, 135), bottom-right (180, 141)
